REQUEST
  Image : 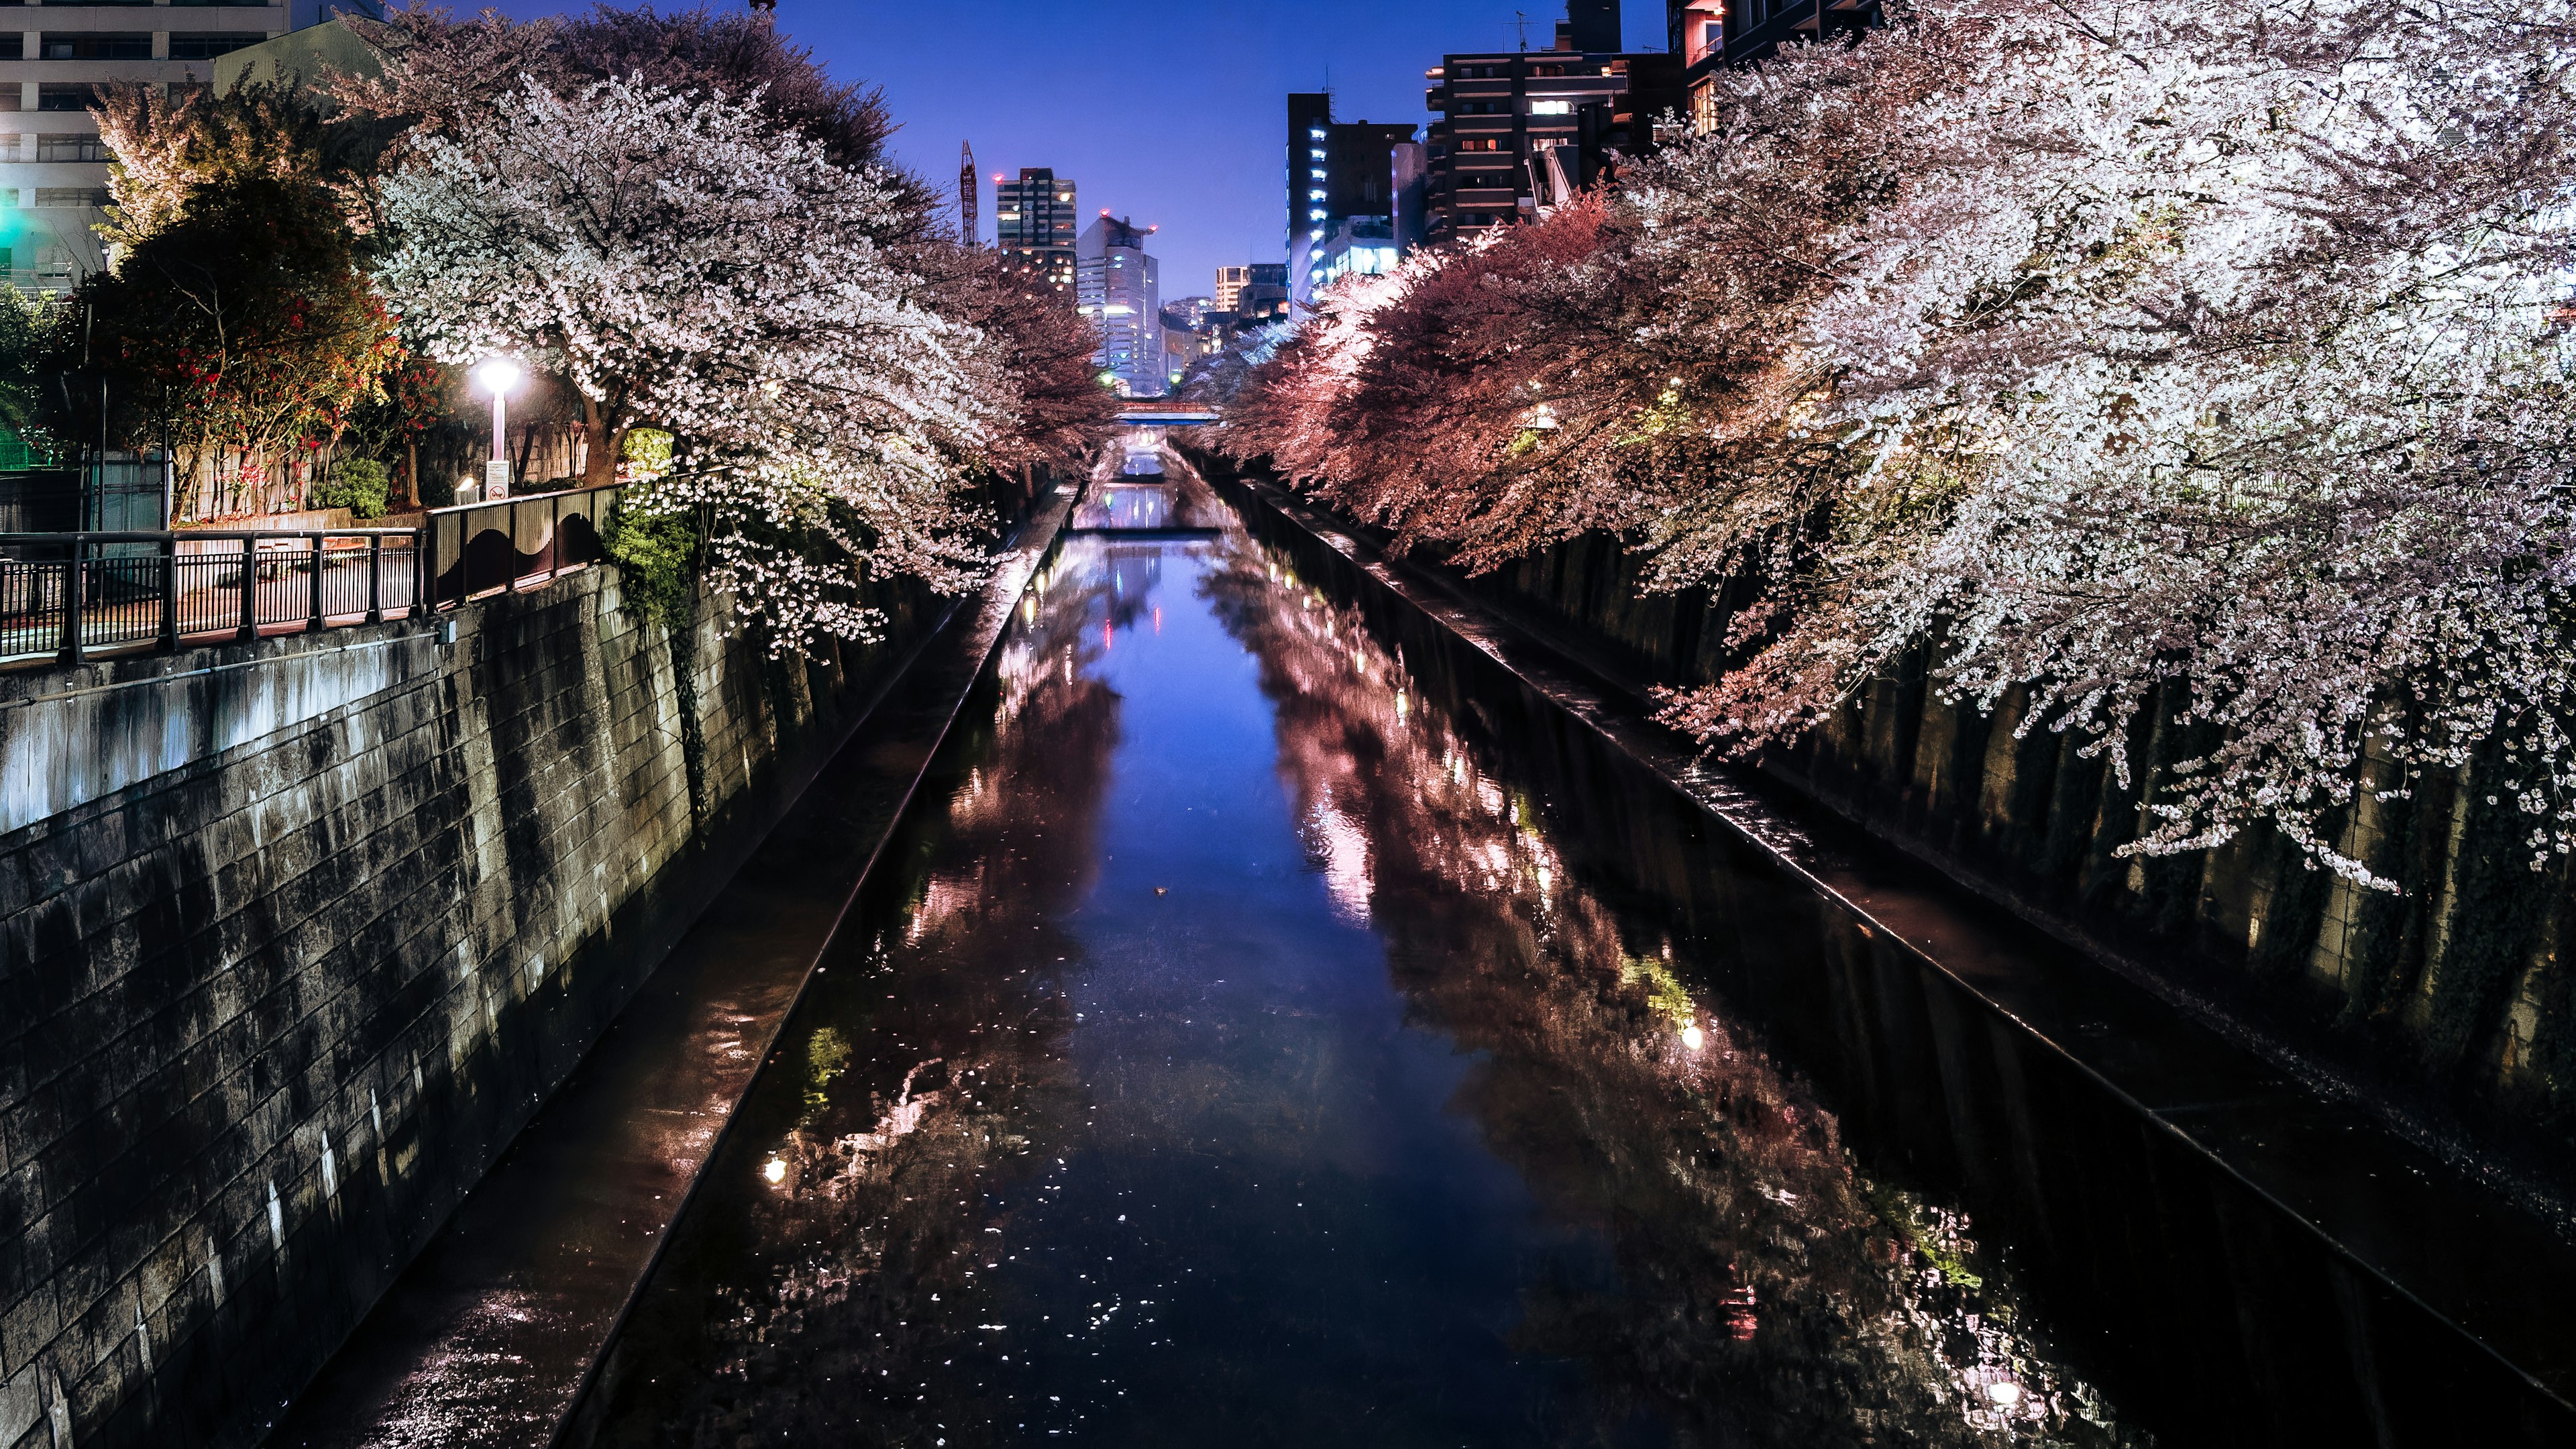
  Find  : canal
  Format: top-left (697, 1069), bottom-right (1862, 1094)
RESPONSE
top-left (556, 451), bottom-right (2567, 1447)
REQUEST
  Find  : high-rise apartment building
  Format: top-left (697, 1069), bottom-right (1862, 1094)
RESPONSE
top-left (1287, 93), bottom-right (1415, 304)
top-left (1077, 215), bottom-right (1161, 396)
top-left (996, 166), bottom-right (1079, 293)
top-left (0, 0), bottom-right (363, 289)
top-left (1421, 1), bottom-right (1680, 245)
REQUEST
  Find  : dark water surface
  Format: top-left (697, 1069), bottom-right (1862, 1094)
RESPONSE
top-left (574, 469), bottom-right (2151, 1447)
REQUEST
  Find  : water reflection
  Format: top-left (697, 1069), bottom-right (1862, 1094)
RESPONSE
top-left (1200, 534), bottom-right (2139, 1447)
top-left (577, 461), bottom-right (2141, 1446)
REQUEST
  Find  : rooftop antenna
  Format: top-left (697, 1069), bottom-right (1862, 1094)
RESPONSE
top-left (1515, 9), bottom-right (1530, 50)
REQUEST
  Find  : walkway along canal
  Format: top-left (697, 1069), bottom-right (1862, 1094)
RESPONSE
top-left (540, 450), bottom-right (2576, 1446)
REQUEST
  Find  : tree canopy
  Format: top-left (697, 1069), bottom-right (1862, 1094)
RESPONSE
top-left (1221, 0), bottom-right (2576, 885)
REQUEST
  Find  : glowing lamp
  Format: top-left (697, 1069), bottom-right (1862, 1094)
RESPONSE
top-left (471, 356), bottom-right (522, 396)
top-left (472, 357), bottom-right (523, 498)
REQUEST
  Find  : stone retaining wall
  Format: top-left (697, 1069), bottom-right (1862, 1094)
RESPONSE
top-left (0, 559), bottom-right (939, 1449)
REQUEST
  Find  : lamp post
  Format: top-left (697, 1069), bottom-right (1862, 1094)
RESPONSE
top-left (472, 356), bottom-right (523, 500)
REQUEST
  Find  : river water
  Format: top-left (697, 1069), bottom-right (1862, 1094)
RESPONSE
top-left (568, 459), bottom-right (2168, 1448)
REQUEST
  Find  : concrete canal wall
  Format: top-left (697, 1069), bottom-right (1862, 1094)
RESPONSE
top-left (1190, 451), bottom-right (2576, 1162)
top-left (0, 559), bottom-right (943, 1449)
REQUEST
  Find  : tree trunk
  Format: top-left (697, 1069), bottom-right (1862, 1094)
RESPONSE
top-left (407, 438), bottom-right (419, 509)
top-left (583, 396), bottom-right (621, 487)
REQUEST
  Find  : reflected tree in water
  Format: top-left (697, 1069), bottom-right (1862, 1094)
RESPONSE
top-left (1201, 525), bottom-right (2145, 1448)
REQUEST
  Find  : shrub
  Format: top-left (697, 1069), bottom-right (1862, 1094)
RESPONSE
top-left (313, 458), bottom-right (390, 518)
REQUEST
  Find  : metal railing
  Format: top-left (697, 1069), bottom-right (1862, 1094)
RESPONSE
top-left (0, 484), bottom-right (623, 667)
top-left (0, 530), bottom-right (421, 665)
top-left (422, 483), bottom-right (619, 610)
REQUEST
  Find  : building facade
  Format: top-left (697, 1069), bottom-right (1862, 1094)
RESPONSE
top-left (1421, 1), bottom-right (1681, 244)
top-left (996, 166), bottom-right (1079, 293)
top-left (1668, 0), bottom-right (1884, 126)
top-left (1214, 264), bottom-right (1253, 314)
top-left (1286, 92), bottom-right (1415, 305)
top-left (1077, 215), bottom-right (1161, 396)
top-left (0, 1), bottom-right (366, 289)
top-left (1308, 216), bottom-right (1401, 294)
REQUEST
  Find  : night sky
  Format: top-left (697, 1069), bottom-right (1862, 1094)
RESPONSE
top-left (496, 0), bottom-right (1671, 304)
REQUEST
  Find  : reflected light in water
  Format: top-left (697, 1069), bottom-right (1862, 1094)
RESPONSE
top-left (761, 1157), bottom-right (786, 1185)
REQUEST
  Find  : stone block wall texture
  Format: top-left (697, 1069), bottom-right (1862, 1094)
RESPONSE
top-left (1193, 452), bottom-right (2576, 1152)
top-left (0, 559), bottom-right (941, 1449)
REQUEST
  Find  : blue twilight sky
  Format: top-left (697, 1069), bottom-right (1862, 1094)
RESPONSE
top-left (492, 0), bottom-right (1671, 303)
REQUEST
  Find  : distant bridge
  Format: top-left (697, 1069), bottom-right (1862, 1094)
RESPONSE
top-left (1116, 402), bottom-right (1220, 427)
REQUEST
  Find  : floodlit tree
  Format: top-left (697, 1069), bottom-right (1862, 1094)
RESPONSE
top-left (373, 74), bottom-right (1004, 649)
top-left (1225, 0), bottom-right (2576, 885)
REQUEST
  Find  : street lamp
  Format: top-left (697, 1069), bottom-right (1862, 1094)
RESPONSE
top-left (472, 356), bottom-right (523, 500)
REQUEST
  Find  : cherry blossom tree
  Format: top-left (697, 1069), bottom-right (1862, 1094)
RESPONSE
top-left (1224, 0), bottom-right (2576, 885)
top-left (373, 74), bottom-right (1005, 649)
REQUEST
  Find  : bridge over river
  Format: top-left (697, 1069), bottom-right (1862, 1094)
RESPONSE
top-left (1115, 400), bottom-right (1220, 427)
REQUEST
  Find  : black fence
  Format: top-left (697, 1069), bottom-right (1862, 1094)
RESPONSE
top-left (423, 484), bottom-right (618, 609)
top-left (0, 485), bottom-right (619, 667)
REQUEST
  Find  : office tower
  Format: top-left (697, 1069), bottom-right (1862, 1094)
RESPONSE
top-left (0, 1), bottom-right (364, 289)
top-left (1420, 0), bottom-right (1682, 245)
top-left (1287, 93), bottom-right (1416, 303)
top-left (996, 167), bottom-right (1080, 293)
top-left (1077, 215), bottom-right (1163, 396)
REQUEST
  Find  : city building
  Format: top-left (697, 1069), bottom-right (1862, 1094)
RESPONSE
top-left (1668, 0), bottom-right (1883, 126)
top-left (0, 0), bottom-right (372, 290)
top-left (1420, 0), bottom-right (1682, 245)
top-left (1212, 263), bottom-right (1289, 324)
top-left (1077, 215), bottom-right (1162, 396)
top-left (1161, 301), bottom-right (1224, 390)
top-left (1392, 140), bottom-right (1430, 252)
top-left (996, 166), bottom-right (1079, 293)
top-left (1214, 265), bottom-right (1254, 314)
top-left (1287, 93), bottom-right (1415, 305)
top-left (1309, 217), bottom-right (1401, 294)
top-left (1232, 262), bottom-right (1290, 325)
